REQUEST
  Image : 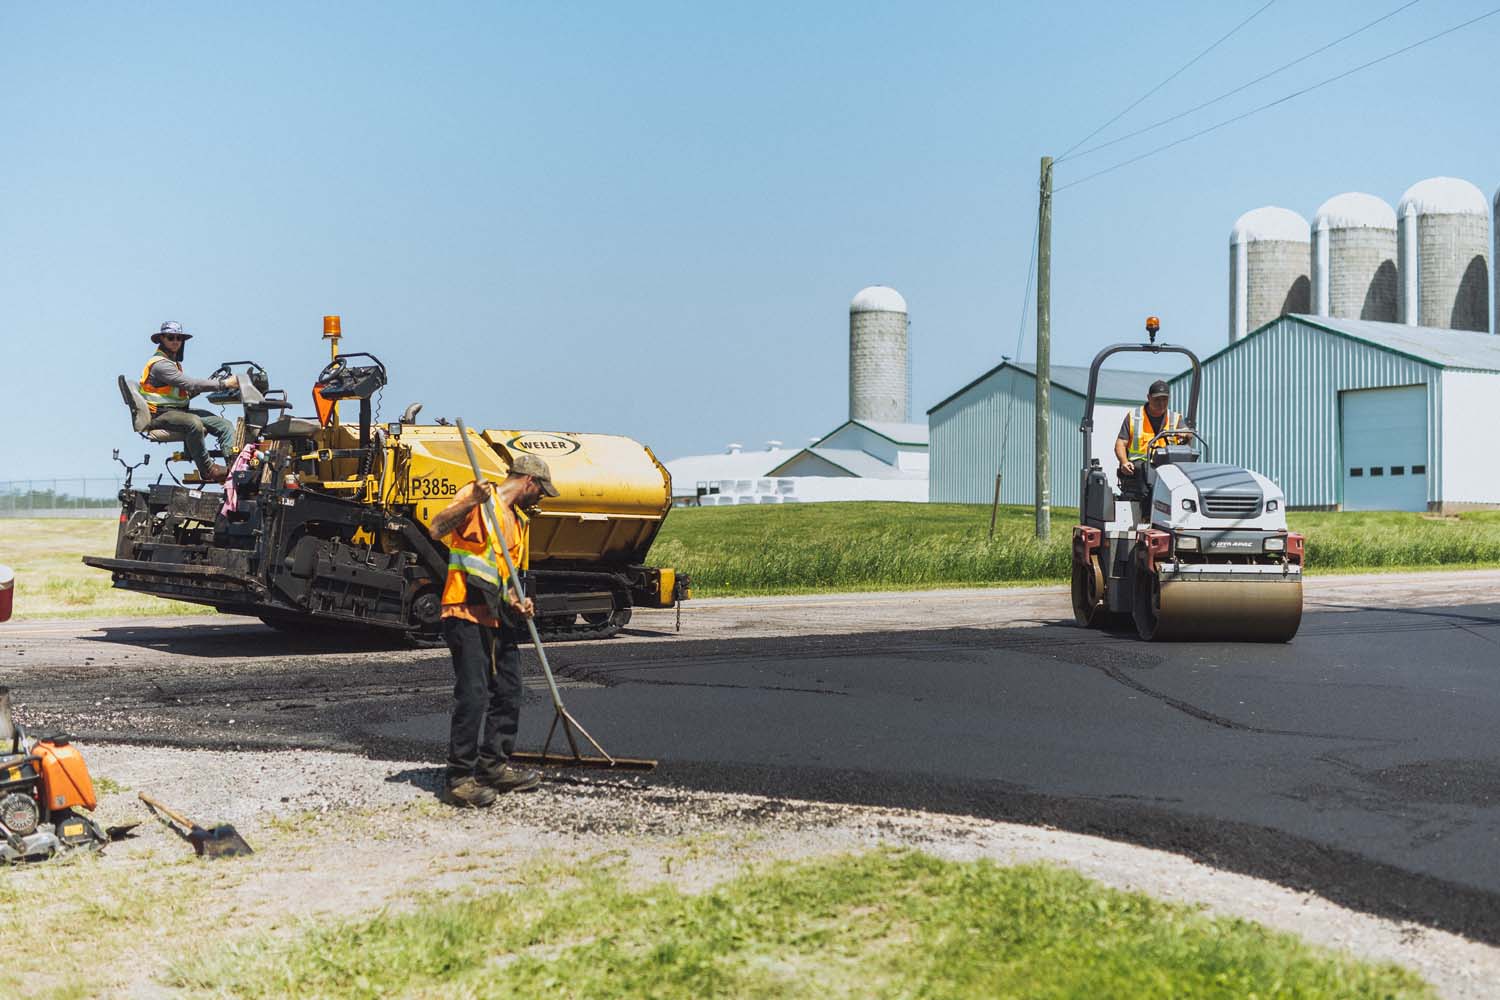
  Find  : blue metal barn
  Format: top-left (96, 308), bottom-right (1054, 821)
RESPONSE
top-left (927, 315), bottom-right (1500, 512)
top-left (1169, 315), bottom-right (1500, 512)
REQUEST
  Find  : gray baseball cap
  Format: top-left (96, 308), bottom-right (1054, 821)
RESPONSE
top-left (510, 453), bottom-right (559, 497)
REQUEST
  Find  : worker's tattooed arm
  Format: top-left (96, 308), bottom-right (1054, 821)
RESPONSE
top-left (427, 481), bottom-right (494, 540)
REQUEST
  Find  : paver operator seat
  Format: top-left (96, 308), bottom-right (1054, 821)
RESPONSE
top-left (117, 375), bottom-right (189, 446)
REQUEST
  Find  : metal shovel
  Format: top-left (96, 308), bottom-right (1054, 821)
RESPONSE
top-left (138, 792), bottom-right (254, 858)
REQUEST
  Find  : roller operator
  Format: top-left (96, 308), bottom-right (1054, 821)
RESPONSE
top-left (139, 321), bottom-right (239, 483)
top-left (1115, 379), bottom-right (1184, 484)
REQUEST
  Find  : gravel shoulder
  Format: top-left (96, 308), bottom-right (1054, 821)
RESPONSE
top-left (11, 572), bottom-right (1500, 995)
top-left (21, 742), bottom-right (1494, 999)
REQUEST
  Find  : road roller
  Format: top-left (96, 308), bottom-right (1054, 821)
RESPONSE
top-left (1071, 318), bottom-right (1303, 642)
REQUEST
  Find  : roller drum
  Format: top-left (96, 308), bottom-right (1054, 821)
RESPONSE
top-left (1134, 567), bottom-right (1302, 642)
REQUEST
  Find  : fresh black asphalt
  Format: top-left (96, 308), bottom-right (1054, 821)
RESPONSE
top-left (17, 600), bottom-right (1500, 942)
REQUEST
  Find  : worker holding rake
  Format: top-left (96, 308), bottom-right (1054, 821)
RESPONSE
top-left (428, 454), bottom-right (559, 808)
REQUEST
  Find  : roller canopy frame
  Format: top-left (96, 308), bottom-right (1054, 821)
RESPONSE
top-left (1078, 342), bottom-right (1202, 464)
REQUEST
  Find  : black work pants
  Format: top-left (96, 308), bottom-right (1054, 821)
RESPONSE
top-left (443, 616), bottom-right (523, 783)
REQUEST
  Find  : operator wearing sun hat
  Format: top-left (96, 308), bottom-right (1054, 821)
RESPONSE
top-left (139, 321), bottom-right (239, 483)
top-left (1116, 379), bottom-right (1184, 479)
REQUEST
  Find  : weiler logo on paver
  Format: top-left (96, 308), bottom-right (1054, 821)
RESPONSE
top-left (508, 433), bottom-right (581, 456)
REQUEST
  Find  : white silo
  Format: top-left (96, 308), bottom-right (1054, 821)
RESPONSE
top-left (1229, 207), bottom-right (1311, 343)
top-left (1494, 185), bottom-right (1500, 335)
top-left (1312, 193), bottom-right (1398, 322)
top-left (1397, 177), bottom-right (1491, 331)
top-left (849, 285), bottom-right (909, 422)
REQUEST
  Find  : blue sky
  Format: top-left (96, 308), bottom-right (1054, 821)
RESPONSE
top-left (1, 1), bottom-right (1496, 479)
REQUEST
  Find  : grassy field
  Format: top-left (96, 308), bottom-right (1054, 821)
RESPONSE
top-left (169, 850), bottom-right (1430, 999)
top-left (7, 503), bottom-right (1500, 615)
top-left (651, 502), bottom-right (1500, 596)
top-left (0, 518), bottom-right (197, 620)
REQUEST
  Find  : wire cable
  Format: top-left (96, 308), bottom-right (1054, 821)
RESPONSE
top-left (1057, 4), bottom-right (1500, 192)
top-left (1057, 0), bottom-right (1422, 164)
top-left (1059, 0), bottom-right (1278, 159)
top-left (995, 216), bottom-right (1041, 490)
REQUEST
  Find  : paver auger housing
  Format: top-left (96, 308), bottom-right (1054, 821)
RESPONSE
top-left (86, 334), bottom-right (687, 644)
top-left (1072, 318), bottom-right (1303, 642)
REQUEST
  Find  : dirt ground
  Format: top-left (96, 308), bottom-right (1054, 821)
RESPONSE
top-left (11, 572), bottom-right (1500, 996)
top-left (7, 742), bottom-right (1493, 999)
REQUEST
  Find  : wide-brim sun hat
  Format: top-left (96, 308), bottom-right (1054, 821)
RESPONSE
top-left (151, 320), bottom-right (194, 344)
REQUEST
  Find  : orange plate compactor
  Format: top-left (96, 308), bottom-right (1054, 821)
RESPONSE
top-left (0, 687), bottom-right (107, 861)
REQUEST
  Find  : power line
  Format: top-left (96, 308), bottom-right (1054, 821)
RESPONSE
top-left (1056, 4), bottom-right (1500, 193)
top-left (1057, 0), bottom-right (1423, 165)
top-left (1059, 0), bottom-right (1278, 159)
top-left (996, 216), bottom-right (1040, 479)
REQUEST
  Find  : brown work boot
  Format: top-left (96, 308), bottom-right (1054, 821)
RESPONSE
top-left (476, 762), bottom-right (542, 794)
top-left (202, 462), bottom-right (229, 484)
top-left (439, 776), bottom-right (498, 809)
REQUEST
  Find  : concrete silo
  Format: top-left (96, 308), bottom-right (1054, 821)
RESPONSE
top-left (1494, 185), bottom-right (1500, 335)
top-left (1312, 193), bottom-right (1397, 322)
top-left (1229, 207), bottom-right (1311, 343)
top-left (1397, 177), bottom-right (1491, 332)
top-left (849, 285), bottom-right (909, 422)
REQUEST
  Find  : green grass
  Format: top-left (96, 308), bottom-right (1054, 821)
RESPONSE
top-left (0, 850), bottom-right (208, 998)
top-left (0, 518), bottom-right (203, 620)
top-left (169, 850), bottom-right (1431, 1000)
top-left (1287, 508), bottom-right (1500, 570)
top-left (9, 503), bottom-right (1500, 615)
top-left (651, 502), bottom-right (1500, 596)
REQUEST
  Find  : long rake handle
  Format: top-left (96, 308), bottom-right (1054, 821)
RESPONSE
top-left (453, 419), bottom-right (616, 765)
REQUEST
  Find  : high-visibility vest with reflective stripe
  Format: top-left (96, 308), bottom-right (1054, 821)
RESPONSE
top-left (441, 503), bottom-right (527, 611)
top-left (1126, 406), bottom-right (1183, 461)
top-left (139, 352), bottom-right (190, 412)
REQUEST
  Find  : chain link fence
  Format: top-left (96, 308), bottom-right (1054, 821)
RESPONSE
top-left (0, 479), bottom-right (123, 518)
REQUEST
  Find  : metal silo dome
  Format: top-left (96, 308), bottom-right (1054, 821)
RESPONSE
top-left (1228, 207), bottom-right (1311, 343)
top-left (1397, 177), bottom-right (1491, 331)
top-left (850, 285), bottom-right (908, 314)
top-left (848, 285), bottom-right (909, 422)
top-left (1312, 192), bottom-right (1397, 322)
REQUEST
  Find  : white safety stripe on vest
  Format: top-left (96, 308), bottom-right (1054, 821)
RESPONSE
top-left (141, 356), bottom-right (191, 408)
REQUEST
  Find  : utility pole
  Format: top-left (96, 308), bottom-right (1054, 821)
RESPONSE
top-left (1034, 155), bottom-right (1052, 541)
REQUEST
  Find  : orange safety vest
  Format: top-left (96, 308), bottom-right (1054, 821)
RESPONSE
top-left (1125, 406), bottom-right (1183, 461)
top-left (139, 351), bottom-right (191, 413)
top-left (440, 503), bottom-right (528, 617)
